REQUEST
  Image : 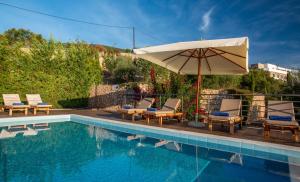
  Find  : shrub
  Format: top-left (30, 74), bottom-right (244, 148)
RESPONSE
top-left (113, 65), bottom-right (139, 83)
top-left (0, 29), bottom-right (102, 108)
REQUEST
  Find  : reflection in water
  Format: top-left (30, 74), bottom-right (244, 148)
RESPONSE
top-left (0, 129), bottom-right (16, 139)
top-left (0, 122), bottom-right (298, 182)
top-left (87, 125), bottom-right (117, 142)
top-left (0, 124), bottom-right (50, 139)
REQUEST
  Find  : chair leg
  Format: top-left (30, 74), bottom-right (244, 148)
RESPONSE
top-left (146, 115), bottom-right (150, 125)
top-left (229, 122), bottom-right (234, 134)
top-left (121, 113), bottom-right (125, 120)
top-left (131, 114), bottom-right (135, 122)
top-left (292, 129), bottom-right (299, 142)
top-left (177, 116), bottom-right (181, 123)
top-left (208, 119), bottom-right (213, 132)
top-left (239, 120), bottom-right (242, 129)
top-left (25, 108), bottom-right (28, 116)
top-left (264, 124), bottom-right (270, 139)
top-left (33, 108), bottom-right (37, 115)
top-left (9, 109), bottom-right (13, 116)
top-left (159, 117), bottom-right (163, 126)
top-left (46, 108), bottom-right (50, 115)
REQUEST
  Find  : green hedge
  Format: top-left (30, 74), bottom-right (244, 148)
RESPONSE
top-left (0, 30), bottom-right (102, 108)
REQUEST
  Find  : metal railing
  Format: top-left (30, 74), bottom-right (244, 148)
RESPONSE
top-left (121, 93), bottom-right (300, 124)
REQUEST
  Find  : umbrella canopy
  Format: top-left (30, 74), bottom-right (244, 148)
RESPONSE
top-left (133, 37), bottom-right (249, 75)
top-left (133, 37), bottom-right (249, 123)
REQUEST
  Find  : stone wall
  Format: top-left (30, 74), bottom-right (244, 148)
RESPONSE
top-left (200, 89), bottom-right (232, 112)
top-left (89, 86), bottom-right (235, 111)
top-left (89, 83), bottom-right (152, 110)
top-left (247, 95), bottom-right (265, 124)
top-left (88, 84), bottom-right (135, 110)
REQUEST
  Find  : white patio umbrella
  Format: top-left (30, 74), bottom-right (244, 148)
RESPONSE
top-left (133, 37), bottom-right (249, 125)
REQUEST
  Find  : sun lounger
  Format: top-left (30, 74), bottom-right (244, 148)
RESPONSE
top-left (26, 94), bottom-right (52, 115)
top-left (264, 101), bottom-right (299, 142)
top-left (143, 98), bottom-right (183, 126)
top-left (208, 99), bottom-right (242, 134)
top-left (118, 97), bottom-right (155, 121)
top-left (2, 94), bottom-right (29, 116)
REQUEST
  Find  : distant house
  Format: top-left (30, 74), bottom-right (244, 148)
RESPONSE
top-left (251, 63), bottom-right (297, 81)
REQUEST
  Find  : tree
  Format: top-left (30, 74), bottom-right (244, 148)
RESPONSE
top-left (3, 28), bottom-right (44, 46)
top-left (134, 58), bottom-right (170, 83)
top-left (202, 75), bottom-right (241, 89)
top-left (112, 56), bottom-right (139, 83)
top-left (113, 65), bottom-right (139, 83)
top-left (284, 71), bottom-right (300, 94)
top-left (240, 69), bottom-right (283, 94)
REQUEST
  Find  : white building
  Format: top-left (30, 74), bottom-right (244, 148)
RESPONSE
top-left (251, 63), bottom-right (296, 81)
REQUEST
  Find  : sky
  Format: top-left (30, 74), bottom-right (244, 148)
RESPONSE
top-left (0, 0), bottom-right (300, 67)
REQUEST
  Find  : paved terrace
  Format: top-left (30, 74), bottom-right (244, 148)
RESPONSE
top-left (1, 109), bottom-right (299, 147)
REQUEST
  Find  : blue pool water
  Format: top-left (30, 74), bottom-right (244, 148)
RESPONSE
top-left (0, 121), bottom-right (299, 182)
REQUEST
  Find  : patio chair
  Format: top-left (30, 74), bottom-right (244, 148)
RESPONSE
top-left (26, 94), bottom-right (52, 115)
top-left (118, 97), bottom-right (155, 121)
top-left (2, 94), bottom-right (29, 117)
top-left (208, 99), bottom-right (242, 134)
top-left (264, 101), bottom-right (299, 142)
top-left (143, 98), bottom-right (183, 126)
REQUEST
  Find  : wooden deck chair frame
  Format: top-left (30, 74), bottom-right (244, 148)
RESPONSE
top-left (2, 94), bottom-right (29, 117)
top-left (118, 98), bottom-right (155, 121)
top-left (208, 99), bottom-right (242, 134)
top-left (26, 94), bottom-right (52, 115)
top-left (143, 98), bottom-right (183, 126)
top-left (264, 101), bottom-right (299, 142)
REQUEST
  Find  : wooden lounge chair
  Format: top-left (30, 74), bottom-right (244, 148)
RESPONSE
top-left (143, 98), bottom-right (183, 126)
top-left (208, 99), bottom-right (242, 134)
top-left (2, 94), bottom-right (29, 117)
top-left (264, 101), bottom-right (299, 142)
top-left (118, 98), bottom-right (155, 121)
top-left (26, 94), bottom-right (52, 115)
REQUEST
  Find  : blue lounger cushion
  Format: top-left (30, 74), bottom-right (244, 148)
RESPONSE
top-left (123, 105), bottom-right (133, 109)
top-left (212, 111), bottom-right (229, 116)
top-left (147, 107), bottom-right (157, 112)
top-left (12, 102), bottom-right (24, 106)
top-left (38, 102), bottom-right (49, 105)
top-left (269, 115), bottom-right (292, 121)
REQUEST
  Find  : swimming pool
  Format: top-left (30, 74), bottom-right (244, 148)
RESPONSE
top-left (0, 115), bottom-right (300, 182)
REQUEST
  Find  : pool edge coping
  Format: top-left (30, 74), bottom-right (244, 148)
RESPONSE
top-left (69, 114), bottom-right (300, 153)
top-left (1, 114), bottom-right (300, 153)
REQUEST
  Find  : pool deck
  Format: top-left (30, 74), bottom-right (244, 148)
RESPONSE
top-left (1, 109), bottom-right (300, 147)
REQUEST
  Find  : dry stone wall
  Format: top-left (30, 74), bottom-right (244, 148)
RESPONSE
top-left (88, 84), bottom-right (135, 110)
top-left (200, 89), bottom-right (233, 112)
top-left (247, 95), bottom-right (265, 124)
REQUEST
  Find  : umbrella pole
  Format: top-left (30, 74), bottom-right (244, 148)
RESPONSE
top-left (195, 57), bottom-right (202, 123)
top-left (188, 49), bottom-right (204, 128)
